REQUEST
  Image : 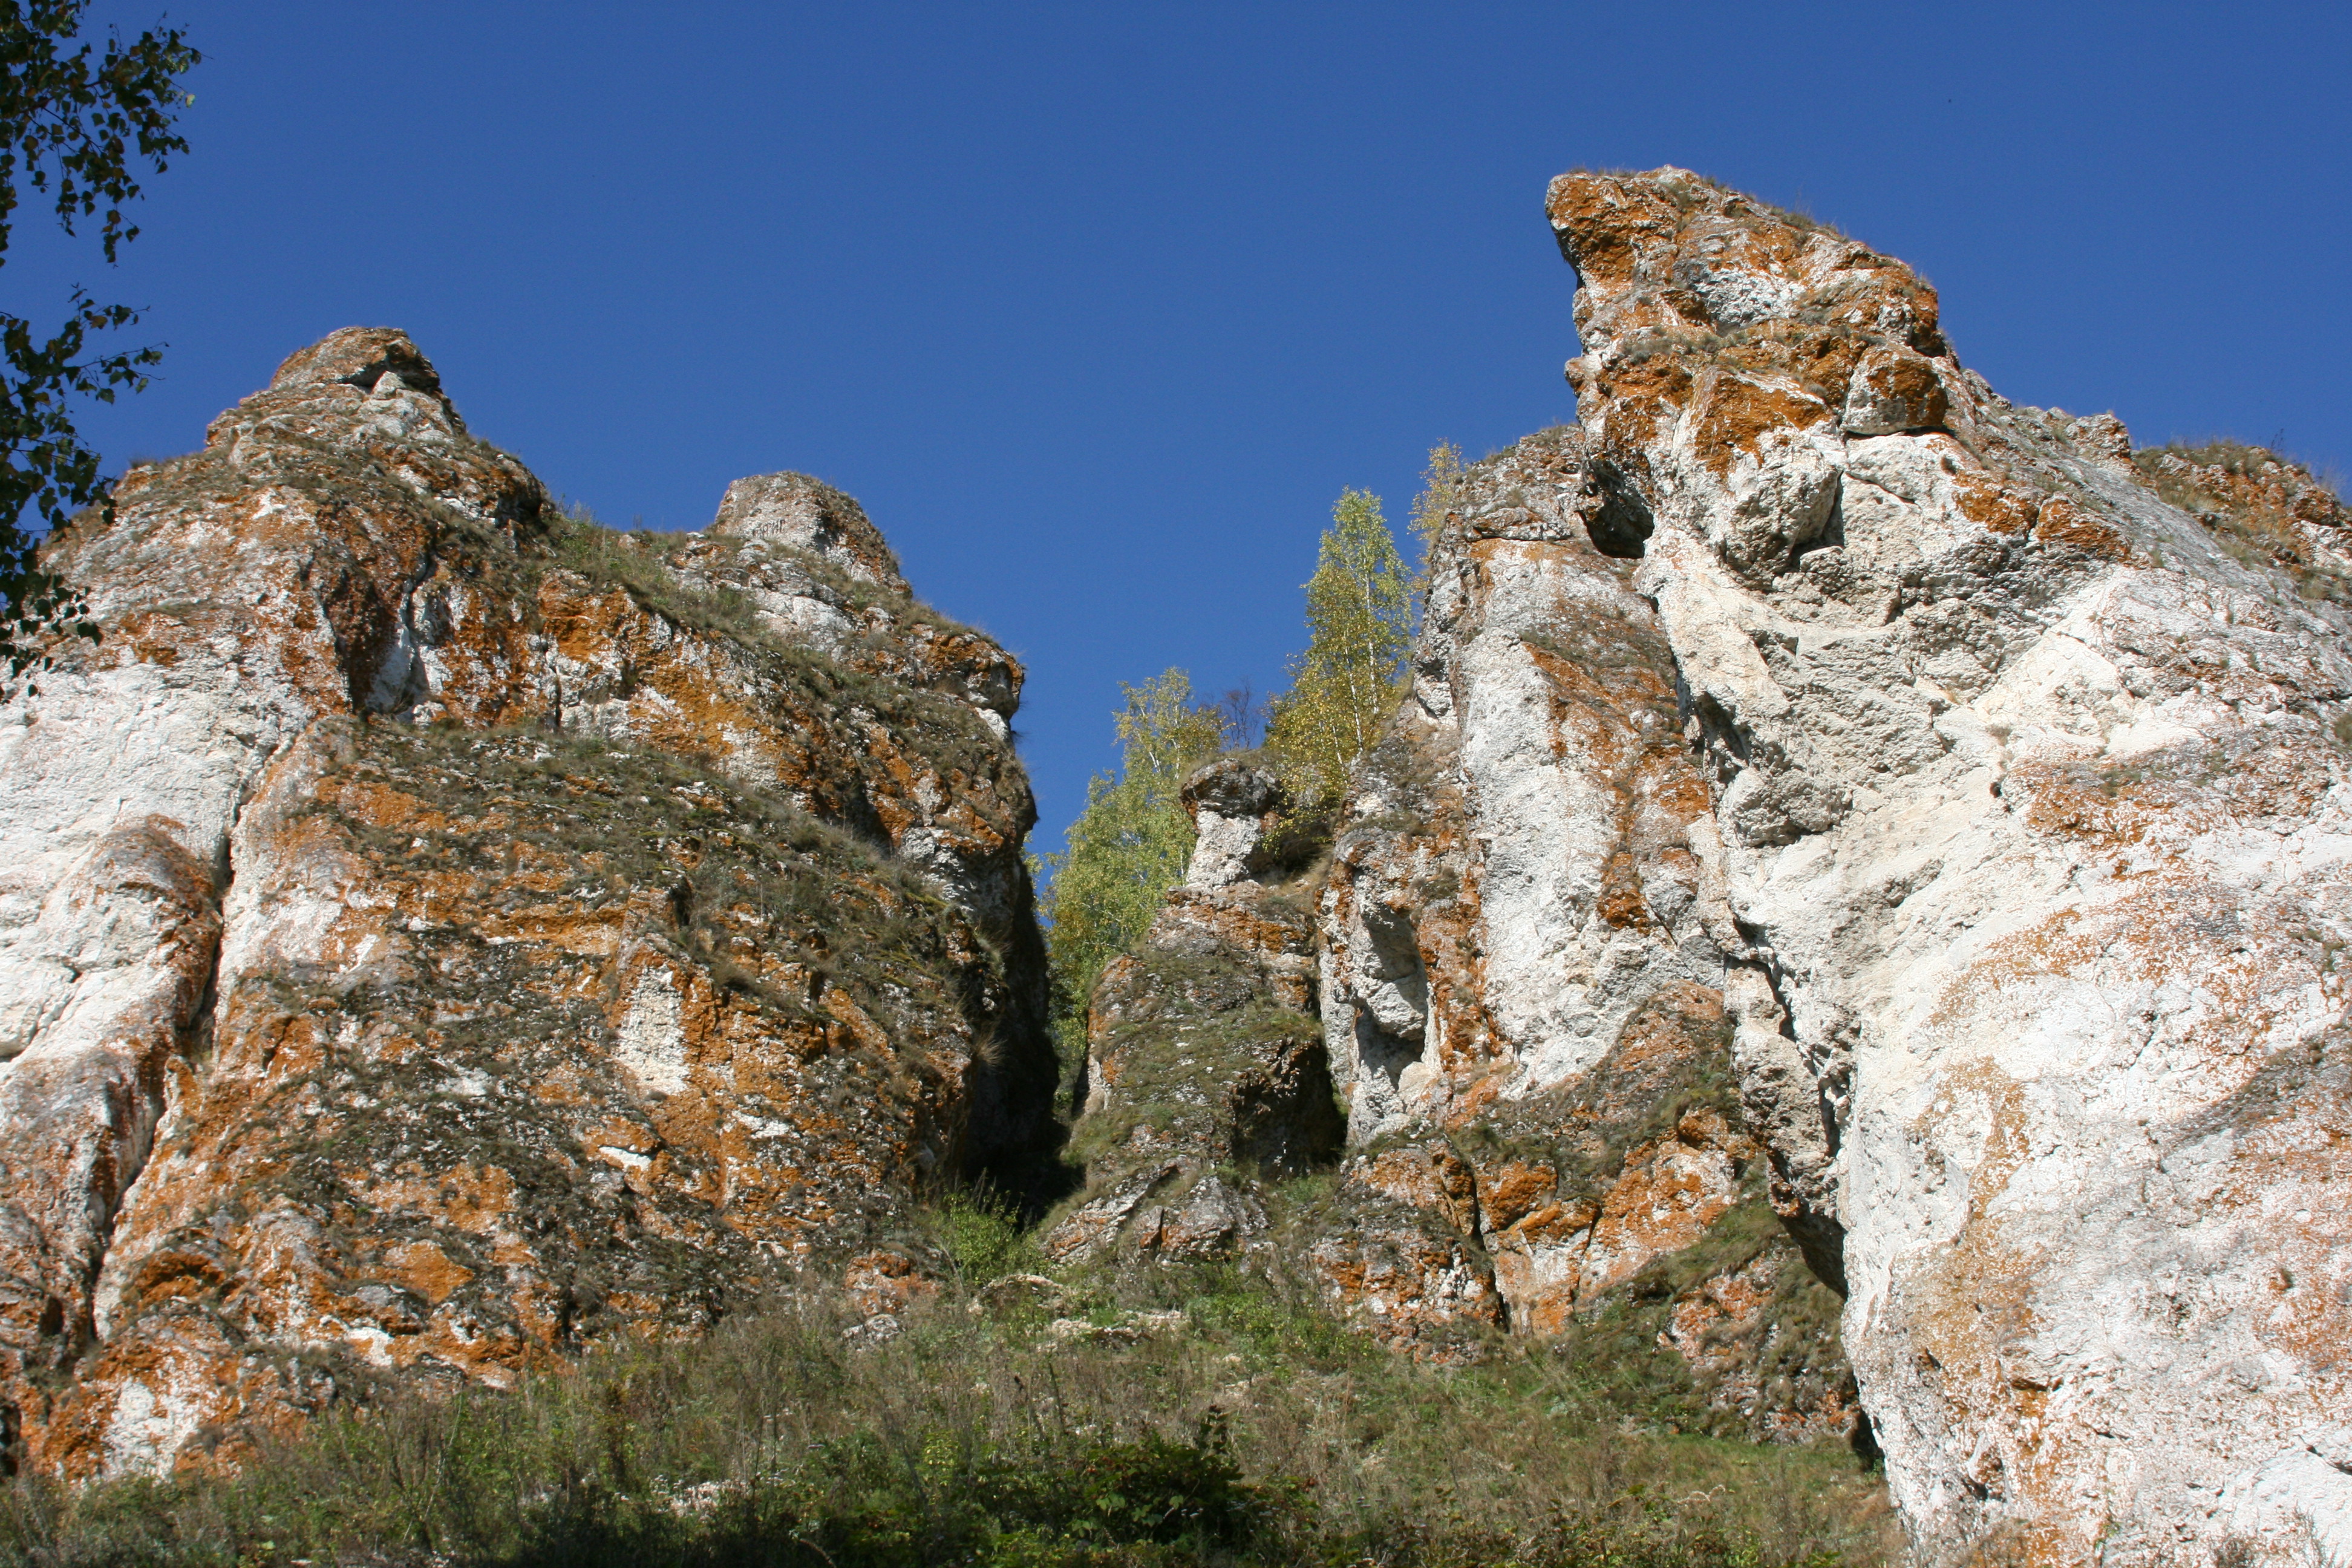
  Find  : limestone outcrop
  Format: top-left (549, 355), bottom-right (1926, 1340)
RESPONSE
top-left (0, 328), bottom-right (1056, 1476)
top-left (1488, 167), bottom-right (2347, 1563)
top-left (1045, 760), bottom-right (1339, 1266)
top-left (1047, 477), bottom-right (1853, 1423)
top-left (7, 168), bottom-right (2345, 1568)
top-left (1217, 164), bottom-right (2352, 1557)
top-left (1305, 425), bottom-right (1854, 1419)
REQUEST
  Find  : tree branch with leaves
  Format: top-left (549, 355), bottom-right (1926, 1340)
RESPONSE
top-left (0, 0), bottom-right (198, 674)
top-left (1033, 668), bottom-right (1229, 1059)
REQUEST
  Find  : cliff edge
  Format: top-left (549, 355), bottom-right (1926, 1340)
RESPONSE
top-left (1486, 168), bottom-right (2348, 1564)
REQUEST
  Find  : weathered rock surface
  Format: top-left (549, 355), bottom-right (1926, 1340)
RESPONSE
top-left (1045, 760), bottom-right (1340, 1267)
top-left (2131, 440), bottom-right (2352, 610)
top-left (1042, 518), bottom-right (1851, 1420)
top-left (1509, 167), bottom-right (2352, 1563)
top-left (1305, 425), bottom-right (1854, 1419)
top-left (0, 328), bottom-right (1055, 1475)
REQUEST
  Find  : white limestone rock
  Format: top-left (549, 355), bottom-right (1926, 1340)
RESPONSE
top-left (1543, 165), bottom-right (2352, 1564)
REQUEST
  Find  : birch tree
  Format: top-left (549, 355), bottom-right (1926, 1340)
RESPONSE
top-left (1035, 668), bottom-right (1226, 1052)
top-left (1265, 488), bottom-right (1412, 805)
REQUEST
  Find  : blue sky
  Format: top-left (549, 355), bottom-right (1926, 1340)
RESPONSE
top-left (19, 2), bottom-right (2349, 859)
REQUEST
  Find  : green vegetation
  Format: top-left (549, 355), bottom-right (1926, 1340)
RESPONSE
top-left (1034, 480), bottom-right (1423, 1063)
top-left (1264, 489), bottom-right (1413, 806)
top-left (0, 1236), bottom-right (1892, 1567)
top-left (547, 503), bottom-right (766, 643)
top-left (933, 1189), bottom-right (1050, 1285)
top-left (0, 0), bottom-right (199, 670)
top-left (1034, 670), bottom-right (1226, 1061)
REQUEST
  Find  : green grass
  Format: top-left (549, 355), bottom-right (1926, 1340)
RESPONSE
top-left (546, 505), bottom-right (766, 642)
top-left (0, 1240), bottom-right (1894, 1567)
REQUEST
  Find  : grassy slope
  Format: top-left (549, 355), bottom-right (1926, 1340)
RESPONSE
top-left (1, 1201), bottom-right (1895, 1567)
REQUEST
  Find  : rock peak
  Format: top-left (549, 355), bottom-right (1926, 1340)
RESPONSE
top-left (265, 325), bottom-right (462, 425)
top-left (1546, 165), bottom-right (1944, 364)
top-left (0, 327), bottom-right (1051, 1478)
top-left (710, 471), bottom-right (906, 590)
top-left (1527, 165), bottom-right (2352, 1561)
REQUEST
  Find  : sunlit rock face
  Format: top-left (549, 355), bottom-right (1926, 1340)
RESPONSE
top-left (1425, 165), bottom-right (2347, 1563)
top-left (1037, 413), bottom-right (1855, 1417)
top-left (0, 328), bottom-right (1056, 1477)
top-left (1307, 425), bottom-right (1855, 1422)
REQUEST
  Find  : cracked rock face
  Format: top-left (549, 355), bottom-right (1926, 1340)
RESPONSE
top-left (0, 328), bottom-right (1056, 1475)
top-left (1298, 165), bottom-right (2352, 1557)
top-left (1520, 167), bottom-right (2352, 1563)
top-left (1308, 426), bottom-right (1854, 1422)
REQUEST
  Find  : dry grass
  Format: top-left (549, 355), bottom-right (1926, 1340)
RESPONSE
top-left (2131, 440), bottom-right (2352, 604)
top-left (0, 1212), bottom-right (1896, 1567)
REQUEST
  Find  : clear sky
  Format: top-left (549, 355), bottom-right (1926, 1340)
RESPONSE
top-left (19, 2), bottom-right (2348, 859)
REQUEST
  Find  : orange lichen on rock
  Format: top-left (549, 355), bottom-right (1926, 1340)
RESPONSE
top-left (1543, 166), bottom-right (2352, 1562)
top-left (1289, 420), bottom-right (1854, 1434)
top-left (0, 329), bottom-right (1056, 1476)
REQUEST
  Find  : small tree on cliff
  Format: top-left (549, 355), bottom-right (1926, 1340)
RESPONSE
top-left (1408, 440), bottom-right (1464, 608)
top-left (0, 1), bottom-right (199, 673)
top-left (1264, 488), bottom-right (1413, 805)
top-left (1036, 668), bottom-right (1226, 1053)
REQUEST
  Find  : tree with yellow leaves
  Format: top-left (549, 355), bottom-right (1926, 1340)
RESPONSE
top-left (1409, 440), bottom-right (1465, 610)
top-left (1264, 488), bottom-right (1413, 805)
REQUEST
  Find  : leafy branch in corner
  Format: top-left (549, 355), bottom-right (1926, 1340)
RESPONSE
top-left (0, 0), bottom-right (198, 674)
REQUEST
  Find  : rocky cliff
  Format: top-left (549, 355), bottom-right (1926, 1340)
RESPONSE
top-left (1308, 421), bottom-right (1852, 1429)
top-left (1530, 168), bottom-right (2352, 1566)
top-left (0, 329), bottom-right (1057, 1477)
top-left (1045, 758), bottom-right (1338, 1269)
top-left (6, 172), bottom-right (2348, 1568)
top-left (1050, 466), bottom-right (1855, 1434)
top-left (1052, 166), bottom-right (2352, 1564)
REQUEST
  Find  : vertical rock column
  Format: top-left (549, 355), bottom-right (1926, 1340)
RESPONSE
top-left (1046, 759), bottom-right (1340, 1266)
top-left (1547, 164), bottom-right (2352, 1563)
